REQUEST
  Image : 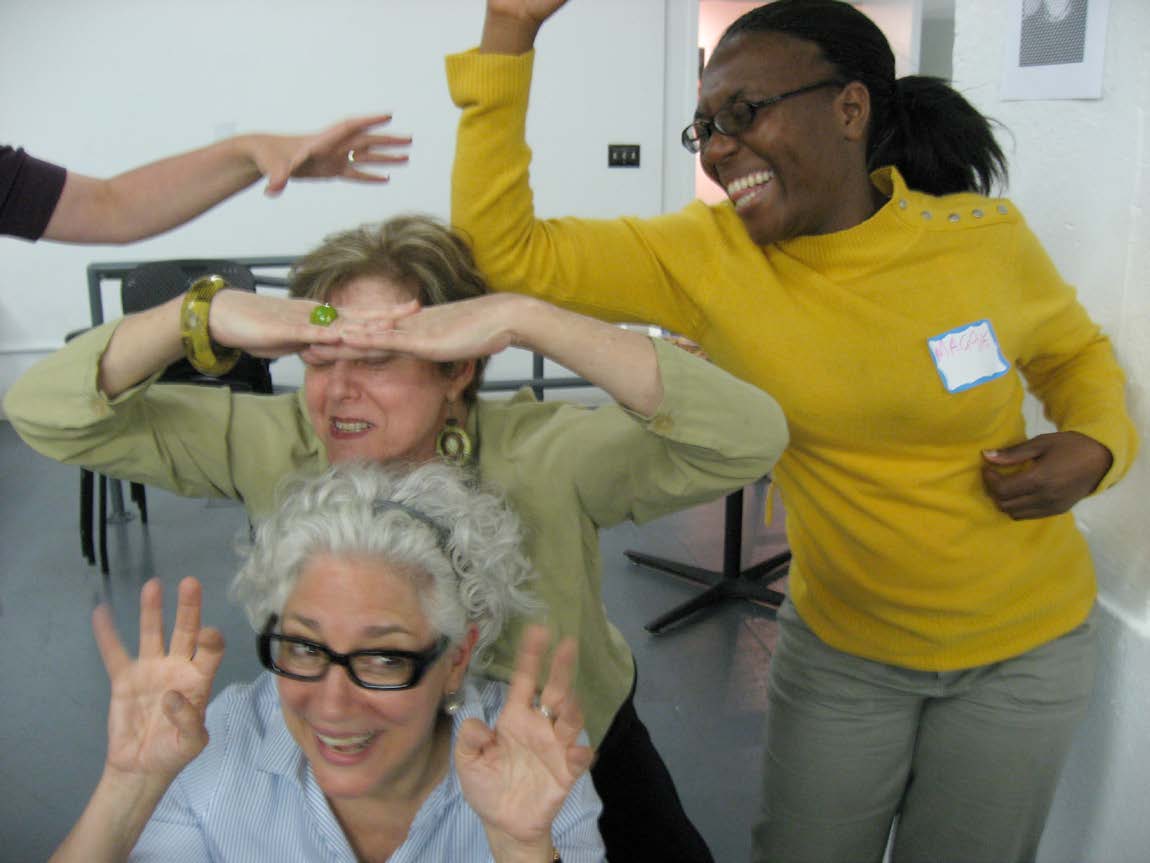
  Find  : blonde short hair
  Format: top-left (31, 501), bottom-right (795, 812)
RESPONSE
top-left (290, 214), bottom-right (490, 402)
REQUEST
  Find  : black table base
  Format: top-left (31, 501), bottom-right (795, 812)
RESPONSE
top-left (627, 488), bottom-right (790, 634)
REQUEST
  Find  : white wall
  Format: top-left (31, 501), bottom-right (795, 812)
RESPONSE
top-left (0, 0), bottom-right (676, 396)
top-left (921, 14), bottom-right (955, 79)
top-left (952, 1), bottom-right (1150, 860)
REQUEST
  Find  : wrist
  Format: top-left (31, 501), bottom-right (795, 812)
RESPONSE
top-left (180, 278), bottom-right (241, 376)
top-left (480, 11), bottom-right (542, 54)
top-left (499, 294), bottom-right (549, 351)
top-left (483, 827), bottom-right (556, 863)
top-left (223, 133), bottom-right (266, 184)
top-left (95, 764), bottom-right (172, 819)
top-left (155, 294), bottom-right (193, 365)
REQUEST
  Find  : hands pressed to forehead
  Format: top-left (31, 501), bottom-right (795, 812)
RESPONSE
top-left (298, 300), bottom-right (423, 365)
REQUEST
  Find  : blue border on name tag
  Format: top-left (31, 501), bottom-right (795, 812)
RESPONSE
top-left (927, 318), bottom-right (1010, 394)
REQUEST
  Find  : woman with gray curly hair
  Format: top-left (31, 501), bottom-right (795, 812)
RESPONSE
top-left (51, 461), bottom-right (603, 863)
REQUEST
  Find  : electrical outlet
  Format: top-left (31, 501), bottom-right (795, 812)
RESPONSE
top-left (607, 144), bottom-right (640, 168)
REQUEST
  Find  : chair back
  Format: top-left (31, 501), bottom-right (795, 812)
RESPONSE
top-left (121, 259), bottom-right (273, 394)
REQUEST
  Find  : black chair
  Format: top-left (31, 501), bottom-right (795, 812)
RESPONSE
top-left (78, 259), bottom-right (273, 575)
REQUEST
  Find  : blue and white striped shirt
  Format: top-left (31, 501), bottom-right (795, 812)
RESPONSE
top-left (131, 673), bottom-right (604, 862)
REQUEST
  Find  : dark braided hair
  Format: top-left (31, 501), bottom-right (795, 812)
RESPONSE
top-left (720, 0), bottom-right (1007, 196)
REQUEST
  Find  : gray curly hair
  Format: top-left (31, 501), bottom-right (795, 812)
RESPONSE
top-left (229, 461), bottom-right (538, 666)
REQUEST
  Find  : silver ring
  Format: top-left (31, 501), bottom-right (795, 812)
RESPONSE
top-left (347, 149), bottom-right (357, 164)
top-left (537, 704), bottom-right (555, 721)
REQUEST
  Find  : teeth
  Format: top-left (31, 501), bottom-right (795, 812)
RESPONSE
top-left (317, 731), bottom-right (376, 753)
top-left (333, 420), bottom-right (370, 433)
top-left (726, 170), bottom-right (775, 196)
top-left (734, 191), bottom-right (764, 211)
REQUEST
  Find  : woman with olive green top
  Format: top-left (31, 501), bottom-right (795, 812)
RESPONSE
top-left (6, 214), bottom-right (785, 862)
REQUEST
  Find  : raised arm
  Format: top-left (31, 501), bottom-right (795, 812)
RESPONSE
top-left (2, 287), bottom-right (417, 508)
top-left (450, 1), bottom-right (716, 337)
top-left (312, 292), bottom-right (789, 523)
top-left (94, 287), bottom-right (419, 400)
top-left (43, 114), bottom-right (410, 244)
top-left (49, 578), bottom-right (225, 863)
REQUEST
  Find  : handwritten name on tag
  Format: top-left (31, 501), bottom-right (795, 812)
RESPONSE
top-left (927, 320), bottom-right (1009, 393)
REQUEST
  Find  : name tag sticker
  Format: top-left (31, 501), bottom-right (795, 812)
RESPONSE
top-left (927, 319), bottom-right (1009, 394)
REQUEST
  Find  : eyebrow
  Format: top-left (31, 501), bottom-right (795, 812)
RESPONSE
top-left (287, 613), bottom-right (413, 640)
top-left (695, 87), bottom-right (753, 120)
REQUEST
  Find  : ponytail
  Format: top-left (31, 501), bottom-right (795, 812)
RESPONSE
top-left (869, 76), bottom-right (1007, 196)
top-left (721, 0), bottom-right (1008, 197)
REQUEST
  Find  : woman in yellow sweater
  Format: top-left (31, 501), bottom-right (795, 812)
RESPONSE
top-left (450, 1), bottom-right (1139, 861)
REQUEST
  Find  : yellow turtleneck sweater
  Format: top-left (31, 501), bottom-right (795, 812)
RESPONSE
top-left (448, 47), bottom-right (1138, 670)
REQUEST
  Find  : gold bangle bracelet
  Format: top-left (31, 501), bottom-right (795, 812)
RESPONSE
top-left (180, 275), bottom-right (241, 377)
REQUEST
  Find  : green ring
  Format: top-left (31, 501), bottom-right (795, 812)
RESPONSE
top-left (310, 303), bottom-right (338, 326)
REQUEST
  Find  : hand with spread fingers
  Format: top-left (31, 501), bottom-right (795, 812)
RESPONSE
top-left (981, 431), bottom-right (1114, 520)
top-left (259, 113), bottom-right (412, 196)
top-left (95, 577), bottom-right (226, 785)
top-left (456, 624), bottom-right (594, 856)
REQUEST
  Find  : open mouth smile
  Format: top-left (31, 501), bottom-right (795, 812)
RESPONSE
top-left (316, 730), bottom-right (378, 755)
top-left (726, 169), bottom-right (775, 211)
top-left (330, 418), bottom-right (373, 436)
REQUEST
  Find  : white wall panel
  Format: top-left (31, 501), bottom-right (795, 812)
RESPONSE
top-left (0, 0), bottom-right (670, 394)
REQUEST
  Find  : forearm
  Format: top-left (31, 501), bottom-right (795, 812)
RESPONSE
top-left (507, 296), bottom-right (662, 416)
top-left (448, 48), bottom-right (699, 333)
top-left (1013, 224), bottom-right (1139, 490)
top-left (49, 769), bottom-right (170, 863)
top-left (98, 295), bottom-right (186, 399)
top-left (44, 136), bottom-right (262, 244)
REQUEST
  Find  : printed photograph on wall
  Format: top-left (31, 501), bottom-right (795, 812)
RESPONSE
top-left (1001, 0), bottom-right (1110, 100)
top-left (1020, 0), bottom-right (1088, 66)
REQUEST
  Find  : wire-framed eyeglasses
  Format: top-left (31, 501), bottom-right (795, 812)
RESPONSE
top-left (258, 615), bottom-right (450, 691)
top-left (681, 79), bottom-right (846, 154)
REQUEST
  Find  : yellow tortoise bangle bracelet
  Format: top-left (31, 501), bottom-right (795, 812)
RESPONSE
top-left (180, 275), bottom-right (242, 377)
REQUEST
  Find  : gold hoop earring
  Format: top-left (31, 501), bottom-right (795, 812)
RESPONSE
top-left (436, 417), bottom-right (473, 466)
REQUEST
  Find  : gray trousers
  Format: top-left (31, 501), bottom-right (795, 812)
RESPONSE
top-left (752, 600), bottom-right (1097, 863)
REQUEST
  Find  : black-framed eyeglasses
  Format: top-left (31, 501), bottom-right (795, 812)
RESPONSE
top-left (681, 79), bottom-right (846, 154)
top-left (258, 615), bottom-right (450, 691)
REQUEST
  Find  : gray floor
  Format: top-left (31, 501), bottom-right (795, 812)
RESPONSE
top-left (0, 420), bottom-right (787, 862)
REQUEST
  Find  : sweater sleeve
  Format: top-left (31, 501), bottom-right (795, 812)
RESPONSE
top-left (2, 321), bottom-right (314, 506)
top-left (1011, 218), bottom-right (1138, 492)
top-left (566, 337), bottom-right (787, 528)
top-left (447, 48), bottom-right (712, 339)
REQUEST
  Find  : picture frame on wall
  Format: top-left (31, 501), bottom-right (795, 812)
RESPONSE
top-left (1001, 0), bottom-right (1110, 100)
